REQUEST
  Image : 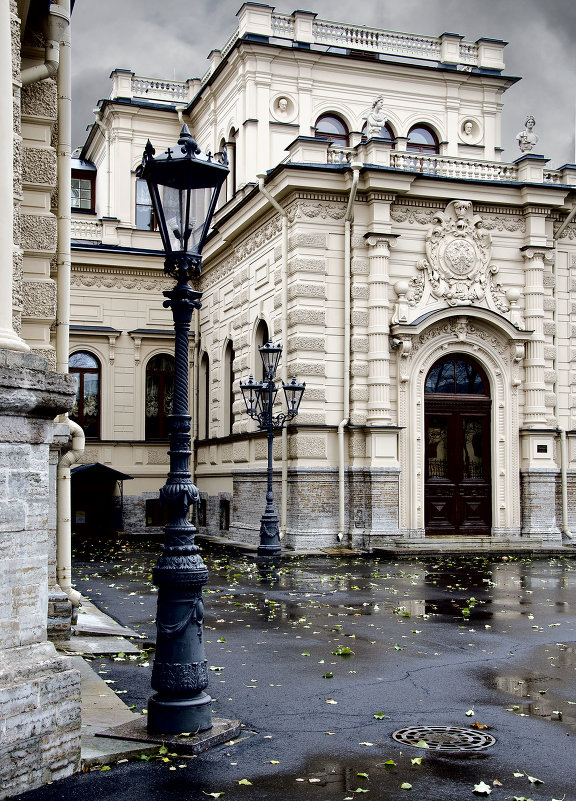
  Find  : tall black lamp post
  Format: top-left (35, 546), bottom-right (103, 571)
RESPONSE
top-left (137, 126), bottom-right (228, 734)
top-left (240, 342), bottom-right (305, 557)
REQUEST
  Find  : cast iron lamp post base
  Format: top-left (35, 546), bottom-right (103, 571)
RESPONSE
top-left (147, 279), bottom-right (212, 735)
top-left (240, 345), bottom-right (305, 558)
top-left (257, 431), bottom-right (282, 558)
top-left (137, 128), bottom-right (229, 735)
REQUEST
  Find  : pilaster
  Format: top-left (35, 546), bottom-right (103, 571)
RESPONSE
top-left (0, 2), bottom-right (28, 352)
top-left (364, 232), bottom-right (396, 424)
top-left (521, 247), bottom-right (554, 427)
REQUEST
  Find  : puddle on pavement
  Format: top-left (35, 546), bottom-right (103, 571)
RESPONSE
top-left (487, 642), bottom-right (576, 732)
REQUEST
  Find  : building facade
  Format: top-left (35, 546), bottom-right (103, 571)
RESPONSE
top-left (71, 4), bottom-right (576, 552)
top-left (1, 1), bottom-right (82, 798)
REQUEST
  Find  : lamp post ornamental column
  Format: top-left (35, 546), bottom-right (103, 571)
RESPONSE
top-left (240, 342), bottom-right (305, 557)
top-left (137, 126), bottom-right (228, 734)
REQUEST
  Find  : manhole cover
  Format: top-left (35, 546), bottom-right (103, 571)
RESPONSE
top-left (392, 726), bottom-right (495, 753)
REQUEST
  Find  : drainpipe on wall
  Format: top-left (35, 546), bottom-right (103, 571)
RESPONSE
top-left (337, 163), bottom-right (360, 542)
top-left (55, 0), bottom-right (85, 606)
top-left (56, 418), bottom-right (84, 607)
top-left (55, 0), bottom-right (70, 375)
top-left (20, 3), bottom-right (69, 86)
top-left (558, 428), bottom-right (573, 539)
top-left (553, 210), bottom-right (575, 540)
top-left (257, 175), bottom-right (288, 538)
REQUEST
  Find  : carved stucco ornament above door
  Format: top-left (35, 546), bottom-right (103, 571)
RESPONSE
top-left (392, 200), bottom-right (520, 327)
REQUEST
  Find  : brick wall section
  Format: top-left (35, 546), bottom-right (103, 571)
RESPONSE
top-left (0, 351), bottom-right (81, 799)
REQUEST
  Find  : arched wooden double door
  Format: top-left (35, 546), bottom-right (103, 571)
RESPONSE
top-left (424, 355), bottom-right (491, 536)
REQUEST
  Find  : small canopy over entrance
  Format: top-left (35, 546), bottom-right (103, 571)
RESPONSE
top-left (71, 463), bottom-right (134, 536)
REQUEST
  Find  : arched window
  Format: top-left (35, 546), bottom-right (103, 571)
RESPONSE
top-left (254, 320), bottom-right (269, 381)
top-left (223, 341), bottom-right (235, 435)
top-left (407, 125), bottom-right (439, 154)
top-left (199, 353), bottom-right (210, 439)
top-left (314, 114), bottom-right (349, 146)
top-left (145, 354), bottom-right (174, 440)
top-left (362, 122), bottom-right (395, 145)
top-left (69, 351), bottom-right (101, 438)
top-left (425, 356), bottom-right (488, 395)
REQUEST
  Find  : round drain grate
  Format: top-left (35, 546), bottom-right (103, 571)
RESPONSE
top-left (392, 726), bottom-right (495, 753)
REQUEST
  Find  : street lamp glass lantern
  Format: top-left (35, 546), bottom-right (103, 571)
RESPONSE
top-left (240, 374), bottom-right (261, 415)
top-left (137, 125), bottom-right (229, 275)
top-left (259, 341), bottom-right (282, 379)
top-left (283, 376), bottom-right (306, 416)
top-left (255, 383), bottom-right (278, 419)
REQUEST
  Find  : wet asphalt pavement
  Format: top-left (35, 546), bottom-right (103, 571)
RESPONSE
top-left (18, 540), bottom-right (576, 801)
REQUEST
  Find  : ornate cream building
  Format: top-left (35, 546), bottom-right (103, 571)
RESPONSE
top-left (2, 1), bottom-right (82, 797)
top-left (70, 4), bottom-right (576, 553)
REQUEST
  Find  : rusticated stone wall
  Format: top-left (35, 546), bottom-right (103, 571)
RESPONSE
top-left (0, 350), bottom-right (81, 799)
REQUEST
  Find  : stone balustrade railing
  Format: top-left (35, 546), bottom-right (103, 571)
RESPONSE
top-left (202, 7), bottom-right (491, 87)
top-left (390, 152), bottom-right (518, 181)
top-left (327, 146), bottom-right (356, 164)
top-left (71, 218), bottom-right (102, 241)
top-left (131, 77), bottom-right (189, 104)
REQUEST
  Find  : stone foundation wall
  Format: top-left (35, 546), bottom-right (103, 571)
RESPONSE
top-left (0, 351), bottom-right (81, 799)
top-left (520, 468), bottom-right (562, 542)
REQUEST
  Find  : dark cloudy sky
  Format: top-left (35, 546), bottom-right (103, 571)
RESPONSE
top-left (71, 0), bottom-right (576, 167)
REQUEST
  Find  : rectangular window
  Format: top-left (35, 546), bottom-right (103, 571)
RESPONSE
top-left (135, 178), bottom-right (155, 230)
top-left (71, 177), bottom-right (93, 209)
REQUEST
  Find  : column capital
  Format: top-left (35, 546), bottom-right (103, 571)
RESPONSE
top-left (520, 246), bottom-right (555, 263)
top-left (364, 232), bottom-right (399, 250)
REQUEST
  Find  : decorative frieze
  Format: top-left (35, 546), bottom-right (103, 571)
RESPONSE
top-left (286, 196), bottom-right (346, 221)
top-left (71, 269), bottom-right (171, 292)
top-left (391, 203), bottom-right (526, 233)
top-left (201, 216), bottom-right (282, 291)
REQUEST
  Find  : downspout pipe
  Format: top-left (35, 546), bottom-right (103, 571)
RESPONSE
top-left (553, 201), bottom-right (574, 540)
top-left (257, 175), bottom-right (288, 537)
top-left (57, 418), bottom-right (85, 606)
top-left (20, 4), bottom-right (69, 86)
top-left (337, 163), bottom-right (360, 542)
top-left (554, 203), bottom-right (576, 242)
top-left (54, 0), bottom-right (85, 610)
top-left (558, 428), bottom-right (573, 539)
top-left (55, 0), bottom-right (70, 374)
